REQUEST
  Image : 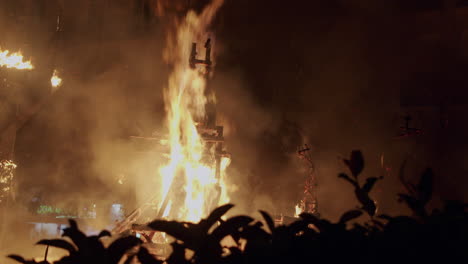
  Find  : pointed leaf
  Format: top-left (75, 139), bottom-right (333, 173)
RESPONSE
top-left (7, 255), bottom-right (27, 264)
top-left (68, 219), bottom-right (78, 229)
top-left (107, 236), bottom-right (142, 264)
top-left (339, 210), bottom-right (363, 224)
top-left (137, 246), bottom-right (164, 264)
top-left (98, 230), bottom-right (112, 238)
top-left (259, 210), bottom-right (275, 233)
top-left (398, 193), bottom-right (425, 216)
top-left (398, 160), bottom-right (414, 193)
top-left (356, 190), bottom-right (377, 216)
top-left (378, 214), bottom-right (393, 221)
top-left (36, 239), bottom-right (76, 253)
top-left (372, 219), bottom-right (385, 229)
top-left (210, 216), bottom-right (254, 242)
top-left (338, 173), bottom-right (358, 187)
top-left (299, 212), bottom-right (320, 224)
top-left (124, 255), bottom-right (136, 264)
top-left (287, 219), bottom-right (310, 234)
top-left (61, 219), bottom-right (88, 251)
top-left (299, 213), bottom-right (329, 231)
top-left (165, 242), bottom-right (190, 264)
top-left (147, 220), bottom-right (193, 243)
top-left (418, 168), bottom-right (433, 204)
top-left (344, 150), bottom-right (364, 177)
top-left (199, 204), bottom-right (234, 232)
top-left (239, 223), bottom-right (271, 243)
top-left (362, 177), bottom-right (379, 193)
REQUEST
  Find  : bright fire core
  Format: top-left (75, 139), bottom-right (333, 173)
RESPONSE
top-left (0, 49), bottom-right (33, 70)
top-left (157, 0), bottom-right (227, 223)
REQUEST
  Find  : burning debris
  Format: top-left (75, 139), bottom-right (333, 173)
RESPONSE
top-left (50, 70), bottom-right (62, 90)
top-left (0, 159), bottom-right (16, 204)
top-left (112, 0), bottom-right (228, 240)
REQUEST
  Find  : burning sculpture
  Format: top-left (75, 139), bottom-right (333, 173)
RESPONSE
top-left (114, 0), bottom-right (228, 236)
top-left (157, 36), bottom-right (229, 222)
top-left (154, 0), bottom-right (228, 223)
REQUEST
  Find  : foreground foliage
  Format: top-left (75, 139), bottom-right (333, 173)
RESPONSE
top-left (8, 151), bottom-right (468, 264)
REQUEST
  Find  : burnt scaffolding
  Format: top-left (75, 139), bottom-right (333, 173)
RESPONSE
top-left (297, 144), bottom-right (318, 217)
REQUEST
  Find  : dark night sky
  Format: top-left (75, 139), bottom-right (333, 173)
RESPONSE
top-left (1, 0), bottom-right (468, 220)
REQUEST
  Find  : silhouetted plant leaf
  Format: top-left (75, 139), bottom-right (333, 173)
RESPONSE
top-left (398, 193), bottom-right (424, 216)
top-left (62, 219), bottom-right (88, 252)
top-left (287, 219), bottom-right (310, 235)
top-left (98, 230), bottom-right (112, 238)
top-left (240, 222), bottom-right (271, 243)
top-left (417, 168), bottom-right (433, 205)
top-left (442, 200), bottom-right (468, 220)
top-left (199, 203), bottom-right (234, 232)
top-left (36, 239), bottom-right (76, 253)
top-left (372, 219), bottom-right (385, 230)
top-left (338, 173), bottom-right (358, 187)
top-left (166, 242), bottom-right (189, 264)
top-left (299, 213), bottom-right (320, 224)
top-left (210, 216), bottom-right (255, 242)
top-left (399, 160), bottom-right (415, 194)
top-left (378, 214), bottom-right (393, 221)
top-left (124, 254), bottom-right (135, 264)
top-left (259, 210), bottom-right (275, 233)
top-left (147, 220), bottom-right (191, 243)
top-left (344, 150), bottom-right (364, 177)
top-left (137, 246), bottom-right (164, 264)
top-left (339, 210), bottom-right (363, 224)
top-left (351, 223), bottom-right (368, 234)
top-left (107, 236), bottom-right (142, 264)
top-left (7, 255), bottom-right (28, 264)
top-left (362, 177), bottom-right (380, 193)
top-left (299, 213), bottom-right (330, 232)
top-left (356, 190), bottom-right (377, 217)
top-left (68, 219), bottom-right (78, 229)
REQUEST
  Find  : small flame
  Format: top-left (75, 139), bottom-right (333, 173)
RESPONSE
top-left (51, 70), bottom-right (62, 89)
top-left (0, 49), bottom-right (33, 70)
top-left (294, 203), bottom-right (304, 218)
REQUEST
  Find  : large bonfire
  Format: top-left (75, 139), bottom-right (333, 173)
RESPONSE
top-left (157, 0), bottom-right (229, 222)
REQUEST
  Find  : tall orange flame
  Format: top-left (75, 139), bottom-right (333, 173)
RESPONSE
top-left (158, 0), bottom-right (227, 222)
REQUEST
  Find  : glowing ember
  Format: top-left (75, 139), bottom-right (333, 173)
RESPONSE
top-left (0, 49), bottom-right (33, 70)
top-left (157, 0), bottom-right (227, 222)
top-left (50, 69), bottom-right (62, 89)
